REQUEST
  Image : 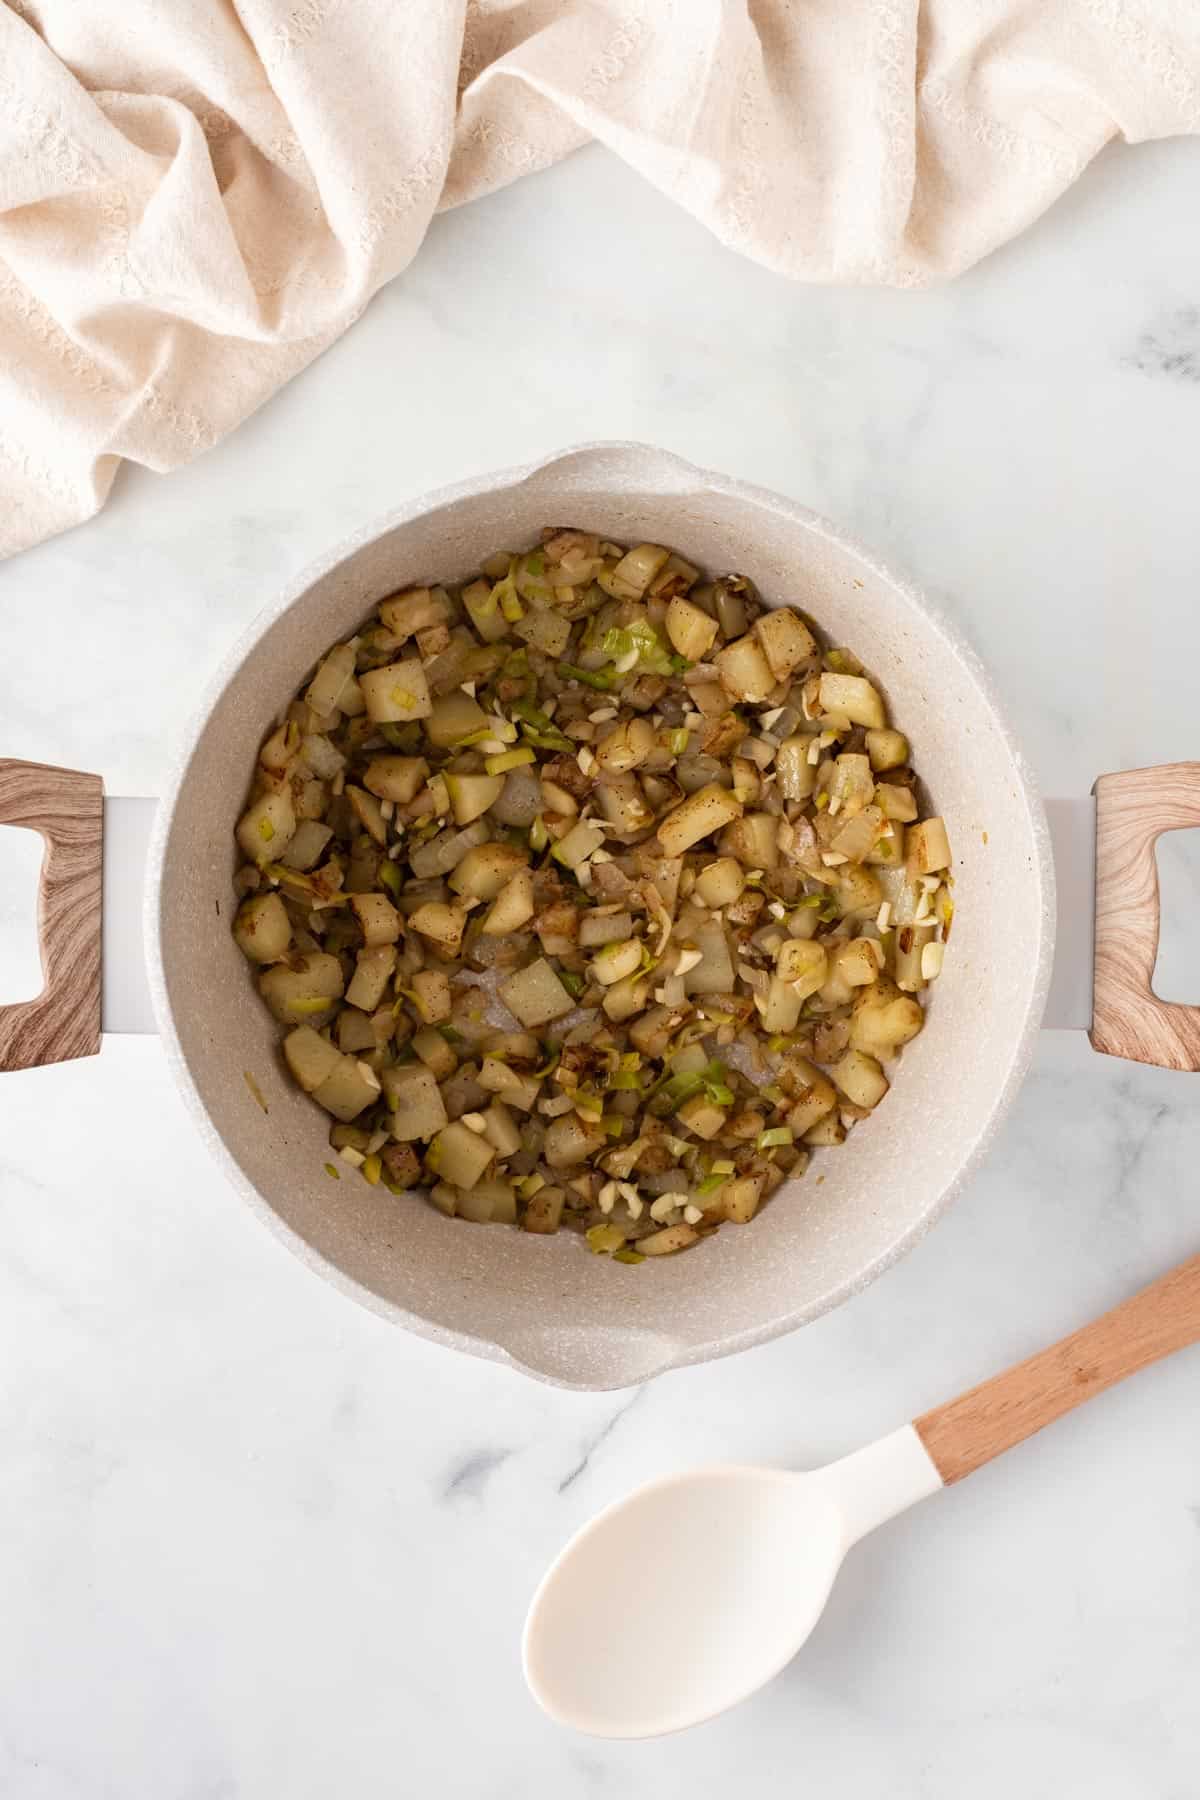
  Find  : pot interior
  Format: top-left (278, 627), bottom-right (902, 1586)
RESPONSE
top-left (152, 447), bottom-right (1052, 1388)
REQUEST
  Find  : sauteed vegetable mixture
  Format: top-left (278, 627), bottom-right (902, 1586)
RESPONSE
top-left (232, 532), bottom-right (953, 1260)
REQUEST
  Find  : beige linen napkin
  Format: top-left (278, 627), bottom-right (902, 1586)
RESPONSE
top-left (2, 0), bottom-right (1198, 558)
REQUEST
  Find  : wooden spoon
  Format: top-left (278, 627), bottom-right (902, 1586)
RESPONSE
top-left (524, 1255), bottom-right (1200, 1738)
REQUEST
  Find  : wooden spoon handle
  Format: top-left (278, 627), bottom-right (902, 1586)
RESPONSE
top-left (0, 758), bottom-right (103, 1072)
top-left (914, 1255), bottom-right (1200, 1484)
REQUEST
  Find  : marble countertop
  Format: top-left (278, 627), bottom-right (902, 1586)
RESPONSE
top-left (2, 138), bottom-right (1200, 1798)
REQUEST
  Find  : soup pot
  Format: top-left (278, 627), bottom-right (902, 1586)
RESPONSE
top-left (2, 445), bottom-right (1197, 1389)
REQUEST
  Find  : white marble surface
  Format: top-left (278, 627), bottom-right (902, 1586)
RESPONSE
top-left (2, 138), bottom-right (1200, 1798)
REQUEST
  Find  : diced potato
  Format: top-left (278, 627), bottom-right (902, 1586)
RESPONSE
top-left (381, 1142), bottom-right (422, 1189)
top-left (721, 811), bottom-right (779, 870)
top-left (715, 633), bottom-right (775, 703)
top-left (695, 857), bottom-right (745, 909)
top-left (481, 1100), bottom-right (522, 1158)
top-left (336, 1007), bottom-right (378, 1054)
top-left (299, 732), bottom-right (345, 780)
top-left (833, 938), bottom-right (881, 989)
top-left (803, 1112), bottom-right (846, 1148)
top-left (499, 959), bottom-right (575, 1029)
top-left (359, 658), bottom-right (432, 723)
top-left (425, 691), bottom-right (487, 750)
top-left (412, 1024), bottom-right (457, 1078)
top-left (441, 1063), bottom-right (488, 1120)
top-left (895, 922), bottom-right (935, 993)
top-left (665, 595), bottom-right (718, 662)
top-left (346, 785), bottom-right (388, 845)
top-left (682, 917), bottom-right (735, 994)
top-left (312, 1054), bottom-right (382, 1122)
top-left (606, 543), bottom-right (670, 599)
top-left (428, 1181), bottom-right (458, 1217)
top-left (628, 1004), bottom-right (684, 1059)
top-left (233, 893), bottom-right (291, 963)
top-left (830, 863), bottom-right (883, 917)
top-left (552, 820), bottom-right (606, 871)
top-left (409, 901), bottom-right (467, 955)
top-left (676, 1094), bottom-right (728, 1140)
top-left (755, 607), bottom-right (817, 681)
top-left (236, 788), bottom-right (296, 866)
top-left (866, 728), bottom-right (909, 772)
top-left (830, 805), bottom-right (883, 868)
top-left (461, 579), bottom-right (508, 643)
top-left (776, 938), bottom-right (826, 1000)
top-left (832, 1048), bottom-right (889, 1110)
top-left (444, 771), bottom-right (504, 826)
top-left (601, 972), bottom-right (649, 1022)
top-left (544, 1113), bottom-right (607, 1168)
top-left (721, 1175), bottom-right (764, 1224)
top-left (426, 1119), bottom-right (495, 1189)
top-left (379, 586), bottom-right (448, 640)
top-left (578, 909), bottom-right (634, 947)
top-left (522, 1187), bottom-right (565, 1234)
top-left (345, 944), bottom-right (396, 1011)
top-left (349, 891), bottom-right (401, 947)
top-left (908, 816), bottom-right (952, 875)
top-left (595, 718), bottom-right (655, 773)
top-left (867, 825), bottom-right (906, 869)
top-left (758, 976), bottom-right (802, 1035)
top-left (776, 736), bottom-right (818, 802)
top-left (383, 1064), bottom-right (449, 1141)
top-left (594, 774), bottom-right (652, 836)
top-left (637, 1224), bottom-right (699, 1255)
top-left (514, 607), bottom-right (571, 657)
top-left (481, 868), bottom-right (536, 936)
top-left (363, 756), bottom-right (429, 804)
top-left (259, 952), bottom-right (344, 1026)
top-left (818, 673), bottom-right (886, 729)
top-left (477, 1056), bottom-right (541, 1111)
top-left (786, 1058), bottom-right (838, 1137)
top-left (490, 765), bottom-right (542, 828)
top-left (448, 843), bottom-right (529, 901)
top-left (687, 680), bottom-right (730, 718)
top-left (282, 1025), bottom-right (342, 1093)
top-left (456, 1177), bottom-right (518, 1224)
top-left (590, 939), bottom-right (642, 987)
top-left (280, 819), bottom-right (333, 870)
top-left (408, 820), bottom-right (491, 881)
top-left (850, 987), bottom-right (925, 1058)
top-left (657, 783), bottom-right (743, 856)
top-left (304, 643), bottom-right (355, 716)
top-left (876, 783), bottom-right (917, 823)
top-left (410, 968), bottom-right (452, 1023)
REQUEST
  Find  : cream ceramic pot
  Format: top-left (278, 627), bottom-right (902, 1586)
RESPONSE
top-left (2, 445), bottom-right (1198, 1390)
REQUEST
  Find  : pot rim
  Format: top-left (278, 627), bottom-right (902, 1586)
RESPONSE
top-left (145, 441), bottom-right (1055, 1390)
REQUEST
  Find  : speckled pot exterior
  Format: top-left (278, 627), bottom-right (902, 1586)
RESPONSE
top-left (146, 444), bottom-right (1055, 1390)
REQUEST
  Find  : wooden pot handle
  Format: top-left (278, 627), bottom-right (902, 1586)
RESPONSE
top-left (914, 1254), bottom-right (1200, 1484)
top-left (0, 759), bottom-right (103, 1072)
top-left (1090, 762), bottom-right (1200, 1071)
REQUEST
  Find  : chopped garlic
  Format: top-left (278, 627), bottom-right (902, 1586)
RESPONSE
top-left (461, 1112), bottom-right (488, 1133)
top-left (876, 901), bottom-right (892, 932)
top-left (683, 1204), bottom-right (703, 1225)
top-left (339, 1146), bottom-right (365, 1168)
top-left (921, 941), bottom-right (945, 980)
